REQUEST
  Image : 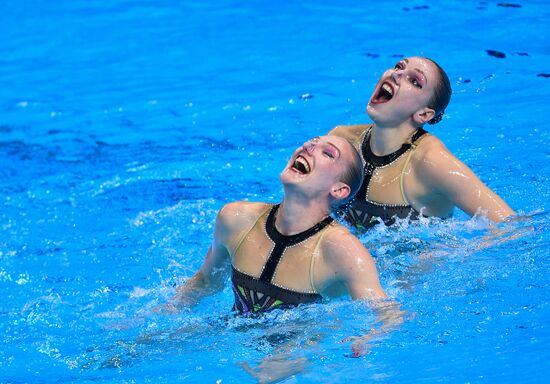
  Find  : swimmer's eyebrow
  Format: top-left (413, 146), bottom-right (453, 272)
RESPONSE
top-left (312, 136), bottom-right (341, 158)
top-left (403, 58), bottom-right (427, 84)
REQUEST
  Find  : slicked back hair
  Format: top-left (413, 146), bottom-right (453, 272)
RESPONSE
top-left (333, 140), bottom-right (364, 209)
top-left (424, 57), bottom-right (452, 125)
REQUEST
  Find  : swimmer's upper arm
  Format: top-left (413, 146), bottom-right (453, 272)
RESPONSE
top-left (198, 202), bottom-right (245, 274)
top-left (321, 228), bottom-right (387, 300)
top-left (417, 144), bottom-right (515, 222)
top-left (172, 203), bottom-right (244, 308)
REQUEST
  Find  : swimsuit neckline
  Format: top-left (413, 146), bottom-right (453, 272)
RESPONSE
top-left (265, 204), bottom-right (334, 247)
top-left (362, 127), bottom-right (426, 168)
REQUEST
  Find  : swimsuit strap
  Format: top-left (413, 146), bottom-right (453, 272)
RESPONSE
top-left (399, 128), bottom-right (429, 205)
top-left (230, 204), bottom-right (272, 259)
top-left (411, 127), bottom-right (428, 143)
top-left (260, 204), bottom-right (334, 283)
top-left (362, 127), bottom-right (427, 167)
top-left (357, 127), bottom-right (426, 201)
top-left (354, 125), bottom-right (373, 153)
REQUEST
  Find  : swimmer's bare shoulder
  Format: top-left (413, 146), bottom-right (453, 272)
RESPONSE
top-left (328, 124), bottom-right (372, 142)
top-left (413, 132), bottom-right (445, 153)
top-left (217, 201), bottom-right (271, 247)
top-left (409, 133), bottom-right (461, 184)
top-left (403, 134), bottom-right (455, 212)
top-left (314, 223), bottom-right (387, 300)
top-left (408, 133), bottom-right (448, 167)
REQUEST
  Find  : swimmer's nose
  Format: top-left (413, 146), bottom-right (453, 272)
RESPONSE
top-left (303, 140), bottom-right (316, 154)
top-left (391, 69), bottom-right (403, 84)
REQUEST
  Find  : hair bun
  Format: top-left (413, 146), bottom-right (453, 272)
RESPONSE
top-left (428, 111), bottom-right (444, 125)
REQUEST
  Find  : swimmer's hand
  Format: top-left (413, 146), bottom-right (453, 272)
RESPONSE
top-left (152, 295), bottom-right (198, 314)
top-left (149, 274), bottom-right (215, 315)
top-left (150, 302), bottom-right (181, 314)
top-left (342, 328), bottom-right (380, 357)
top-left (168, 271), bottom-right (225, 309)
top-left (343, 300), bottom-right (405, 357)
top-left (470, 214), bottom-right (534, 252)
top-left (239, 354), bottom-right (309, 384)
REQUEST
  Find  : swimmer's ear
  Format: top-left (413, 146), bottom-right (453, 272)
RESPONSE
top-left (330, 182), bottom-right (351, 201)
top-left (412, 107), bottom-right (435, 126)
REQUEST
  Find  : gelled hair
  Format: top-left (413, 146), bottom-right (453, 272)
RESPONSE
top-left (424, 58), bottom-right (452, 125)
top-left (334, 140), bottom-right (364, 209)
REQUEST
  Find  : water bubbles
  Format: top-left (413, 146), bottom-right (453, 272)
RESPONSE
top-left (129, 286), bottom-right (154, 299)
top-left (36, 340), bottom-right (62, 359)
top-left (16, 273), bottom-right (30, 285)
top-left (0, 269), bottom-right (12, 281)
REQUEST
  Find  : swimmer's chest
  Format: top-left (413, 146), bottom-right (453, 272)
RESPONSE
top-left (232, 227), bottom-right (319, 293)
top-left (364, 154), bottom-right (411, 205)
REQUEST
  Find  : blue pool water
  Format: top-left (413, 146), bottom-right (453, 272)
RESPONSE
top-left (1, 0), bottom-right (549, 383)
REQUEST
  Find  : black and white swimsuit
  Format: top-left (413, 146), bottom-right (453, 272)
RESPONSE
top-left (231, 204), bottom-right (333, 314)
top-left (343, 126), bottom-right (428, 230)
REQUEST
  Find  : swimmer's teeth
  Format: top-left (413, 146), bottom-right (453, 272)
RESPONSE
top-left (294, 157), bottom-right (310, 174)
top-left (376, 83), bottom-right (393, 102)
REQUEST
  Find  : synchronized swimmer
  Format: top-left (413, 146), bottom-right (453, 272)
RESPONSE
top-left (165, 56), bottom-right (515, 316)
top-left (168, 136), bottom-right (388, 314)
top-left (330, 56), bottom-right (514, 230)
top-left (156, 56), bottom-right (516, 369)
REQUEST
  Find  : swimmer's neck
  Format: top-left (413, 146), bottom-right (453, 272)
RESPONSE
top-left (371, 122), bottom-right (419, 156)
top-left (275, 198), bottom-right (330, 236)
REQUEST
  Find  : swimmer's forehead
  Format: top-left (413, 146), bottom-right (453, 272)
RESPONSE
top-left (311, 135), bottom-right (349, 150)
top-left (400, 57), bottom-right (437, 84)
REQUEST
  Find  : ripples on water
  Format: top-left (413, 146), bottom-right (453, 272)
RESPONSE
top-left (1, 0), bottom-right (549, 382)
top-left (2, 174), bottom-right (547, 382)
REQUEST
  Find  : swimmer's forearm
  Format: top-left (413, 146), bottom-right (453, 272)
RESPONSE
top-left (346, 300), bottom-right (404, 357)
top-left (467, 185), bottom-right (515, 222)
top-left (170, 271), bottom-right (217, 308)
top-left (485, 202), bottom-right (515, 222)
top-left (371, 300), bottom-right (404, 333)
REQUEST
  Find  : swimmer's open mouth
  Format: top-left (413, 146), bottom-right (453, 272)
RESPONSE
top-left (371, 82), bottom-right (394, 104)
top-left (292, 155), bottom-right (311, 174)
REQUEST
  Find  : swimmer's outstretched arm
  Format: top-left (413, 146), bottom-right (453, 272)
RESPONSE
top-left (342, 300), bottom-right (405, 357)
top-left (169, 211), bottom-right (232, 310)
top-left (319, 228), bottom-right (387, 300)
top-left (319, 229), bottom-right (404, 356)
top-left (170, 248), bottom-right (229, 309)
top-left (417, 141), bottom-right (515, 222)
